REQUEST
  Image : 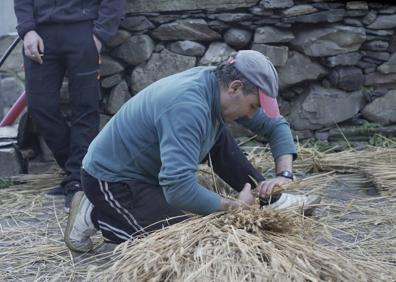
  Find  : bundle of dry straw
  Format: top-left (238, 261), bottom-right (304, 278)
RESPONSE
top-left (87, 208), bottom-right (372, 282)
top-left (313, 148), bottom-right (396, 196)
top-left (255, 146), bottom-right (396, 196)
top-left (85, 147), bottom-right (396, 281)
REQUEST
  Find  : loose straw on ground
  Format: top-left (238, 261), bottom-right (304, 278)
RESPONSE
top-left (0, 148), bottom-right (395, 281)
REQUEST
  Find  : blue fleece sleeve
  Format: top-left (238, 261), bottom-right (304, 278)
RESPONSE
top-left (155, 103), bottom-right (221, 215)
top-left (237, 109), bottom-right (297, 160)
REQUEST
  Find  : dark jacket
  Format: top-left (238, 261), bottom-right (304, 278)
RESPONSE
top-left (14, 0), bottom-right (125, 43)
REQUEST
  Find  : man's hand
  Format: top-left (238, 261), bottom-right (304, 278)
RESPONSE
top-left (93, 34), bottom-right (102, 54)
top-left (256, 176), bottom-right (292, 198)
top-left (218, 183), bottom-right (255, 211)
top-left (238, 183), bottom-right (255, 206)
top-left (23, 30), bottom-right (44, 64)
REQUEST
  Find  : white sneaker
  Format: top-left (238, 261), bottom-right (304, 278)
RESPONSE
top-left (64, 191), bottom-right (97, 252)
top-left (266, 193), bottom-right (321, 214)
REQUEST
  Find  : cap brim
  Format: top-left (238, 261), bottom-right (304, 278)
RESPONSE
top-left (259, 89), bottom-right (280, 118)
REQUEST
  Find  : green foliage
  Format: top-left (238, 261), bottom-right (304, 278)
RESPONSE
top-left (361, 122), bottom-right (381, 130)
top-left (0, 178), bottom-right (13, 189)
top-left (369, 134), bottom-right (396, 148)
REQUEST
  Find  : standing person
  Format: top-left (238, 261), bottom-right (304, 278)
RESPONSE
top-left (64, 50), bottom-right (321, 252)
top-left (14, 0), bottom-right (125, 211)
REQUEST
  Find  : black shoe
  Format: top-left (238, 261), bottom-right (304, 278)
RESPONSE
top-left (45, 185), bottom-right (65, 199)
top-left (64, 182), bottom-right (82, 213)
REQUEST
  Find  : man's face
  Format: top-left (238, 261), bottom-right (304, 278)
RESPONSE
top-left (220, 81), bottom-right (260, 122)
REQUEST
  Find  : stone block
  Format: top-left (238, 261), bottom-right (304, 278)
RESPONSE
top-left (99, 56), bottom-right (124, 77)
top-left (293, 130), bottom-right (314, 140)
top-left (251, 44), bottom-right (288, 67)
top-left (208, 20), bottom-right (230, 32)
top-left (361, 90), bottom-right (396, 125)
top-left (199, 42), bottom-right (235, 66)
top-left (283, 9), bottom-right (345, 24)
top-left (254, 18), bottom-right (280, 26)
top-left (343, 18), bottom-right (363, 27)
top-left (362, 10), bottom-right (377, 25)
top-left (324, 52), bottom-right (362, 67)
top-left (120, 16), bottom-right (155, 32)
top-left (224, 28), bottom-right (252, 49)
top-left (249, 6), bottom-right (274, 16)
top-left (346, 10), bottom-right (367, 17)
top-left (253, 26), bottom-right (294, 44)
top-left (208, 13), bottom-right (252, 23)
top-left (361, 40), bottom-right (389, 51)
top-left (315, 130), bottom-right (329, 141)
top-left (260, 0), bottom-right (293, 9)
top-left (106, 81), bottom-right (130, 115)
top-left (99, 114), bottom-right (112, 129)
top-left (167, 41), bottom-right (206, 56)
top-left (277, 51), bottom-right (327, 89)
top-left (328, 67), bottom-right (364, 91)
top-left (101, 74), bottom-right (123, 89)
top-left (346, 1), bottom-right (368, 10)
top-left (282, 4), bottom-right (318, 17)
top-left (389, 34), bottom-right (396, 53)
top-left (0, 125), bottom-right (17, 139)
top-left (364, 72), bottom-right (396, 85)
top-left (365, 29), bottom-right (393, 36)
top-left (112, 35), bottom-right (155, 66)
top-left (0, 147), bottom-right (21, 177)
top-left (362, 56), bottom-right (383, 65)
top-left (291, 25), bottom-right (366, 57)
top-left (378, 6), bottom-right (396, 14)
top-left (106, 30), bottom-right (131, 48)
top-left (311, 2), bottom-right (344, 9)
top-left (126, 0), bottom-right (258, 13)
top-left (152, 19), bottom-right (221, 41)
top-left (378, 53), bottom-right (396, 74)
top-left (288, 84), bottom-right (366, 130)
top-left (149, 15), bottom-right (180, 25)
top-left (363, 51), bottom-right (391, 62)
top-left (131, 49), bottom-right (196, 93)
top-left (368, 15), bottom-right (396, 29)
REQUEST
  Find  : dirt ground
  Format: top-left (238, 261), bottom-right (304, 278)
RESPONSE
top-left (0, 159), bottom-right (395, 281)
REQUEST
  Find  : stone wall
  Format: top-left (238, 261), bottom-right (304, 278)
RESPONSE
top-left (1, 0), bottom-right (396, 141)
top-left (0, 0), bottom-right (17, 36)
top-left (0, 35), bottom-right (24, 121)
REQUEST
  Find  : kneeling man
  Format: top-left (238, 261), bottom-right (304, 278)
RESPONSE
top-left (65, 50), bottom-right (320, 252)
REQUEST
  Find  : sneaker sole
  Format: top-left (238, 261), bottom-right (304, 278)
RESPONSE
top-left (64, 191), bottom-right (91, 252)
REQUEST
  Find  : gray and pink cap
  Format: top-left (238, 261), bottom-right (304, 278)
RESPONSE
top-left (228, 50), bottom-right (280, 118)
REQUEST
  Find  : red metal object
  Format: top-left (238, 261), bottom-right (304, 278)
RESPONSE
top-left (0, 37), bottom-right (27, 127)
top-left (0, 91), bottom-right (27, 127)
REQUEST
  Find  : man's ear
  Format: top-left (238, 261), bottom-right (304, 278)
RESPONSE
top-left (228, 80), bottom-right (243, 96)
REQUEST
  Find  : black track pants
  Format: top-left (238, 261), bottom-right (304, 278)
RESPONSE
top-left (82, 129), bottom-right (267, 243)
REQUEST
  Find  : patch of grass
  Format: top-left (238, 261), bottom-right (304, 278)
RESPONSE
top-left (0, 178), bottom-right (14, 189)
top-left (369, 134), bottom-right (396, 148)
top-left (361, 121), bottom-right (381, 130)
